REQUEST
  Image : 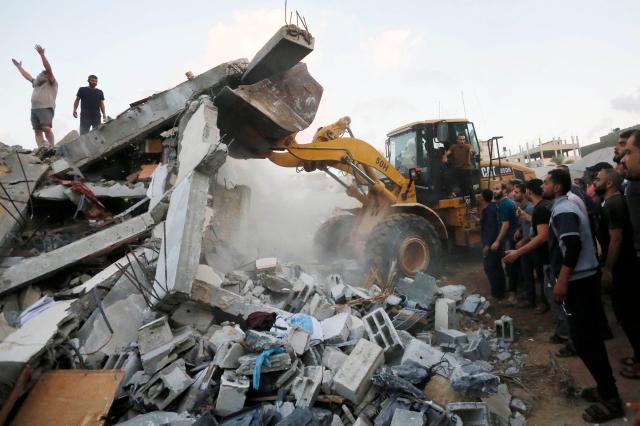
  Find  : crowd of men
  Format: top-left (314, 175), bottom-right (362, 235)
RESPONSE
top-left (11, 44), bottom-right (106, 151)
top-left (479, 129), bottom-right (640, 423)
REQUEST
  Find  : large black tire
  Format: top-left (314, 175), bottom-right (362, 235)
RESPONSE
top-left (313, 214), bottom-right (357, 261)
top-left (365, 213), bottom-right (442, 278)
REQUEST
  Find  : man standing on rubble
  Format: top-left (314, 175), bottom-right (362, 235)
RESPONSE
top-left (543, 168), bottom-right (623, 423)
top-left (490, 181), bottom-right (519, 305)
top-left (12, 44), bottom-right (58, 149)
top-left (73, 75), bottom-right (106, 134)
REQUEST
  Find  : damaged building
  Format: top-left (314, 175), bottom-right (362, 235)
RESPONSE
top-left (0, 24), bottom-right (531, 426)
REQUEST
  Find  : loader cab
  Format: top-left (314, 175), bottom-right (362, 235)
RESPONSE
top-left (386, 119), bottom-right (481, 206)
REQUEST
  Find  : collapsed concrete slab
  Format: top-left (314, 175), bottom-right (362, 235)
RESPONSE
top-left (0, 213), bottom-right (155, 296)
top-left (34, 181), bottom-right (147, 200)
top-left (0, 152), bottom-right (50, 248)
top-left (51, 59), bottom-right (248, 175)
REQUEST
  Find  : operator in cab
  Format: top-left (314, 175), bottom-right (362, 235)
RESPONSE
top-left (447, 134), bottom-right (475, 202)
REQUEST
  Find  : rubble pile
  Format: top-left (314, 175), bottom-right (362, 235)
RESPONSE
top-left (0, 24), bottom-right (531, 426)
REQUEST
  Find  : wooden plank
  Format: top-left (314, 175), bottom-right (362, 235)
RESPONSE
top-left (11, 369), bottom-right (124, 426)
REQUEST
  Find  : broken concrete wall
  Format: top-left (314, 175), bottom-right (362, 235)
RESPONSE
top-left (52, 60), bottom-right (247, 176)
top-left (0, 213), bottom-right (156, 296)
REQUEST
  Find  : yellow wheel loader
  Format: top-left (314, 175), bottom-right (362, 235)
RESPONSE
top-left (213, 24), bottom-right (535, 278)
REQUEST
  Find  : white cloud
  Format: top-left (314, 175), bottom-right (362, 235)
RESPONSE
top-left (611, 88), bottom-right (640, 113)
top-left (204, 9), bottom-right (285, 67)
top-left (361, 29), bottom-right (423, 70)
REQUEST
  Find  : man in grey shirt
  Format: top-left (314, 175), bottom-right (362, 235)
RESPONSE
top-left (12, 44), bottom-right (58, 149)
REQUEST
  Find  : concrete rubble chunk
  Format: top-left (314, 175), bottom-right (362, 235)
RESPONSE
top-left (435, 297), bottom-right (458, 331)
top-left (138, 317), bottom-right (173, 355)
top-left (242, 25), bottom-right (315, 85)
top-left (139, 325), bottom-right (196, 375)
top-left (52, 59), bottom-right (247, 175)
top-left (447, 402), bottom-right (491, 426)
top-left (213, 341), bottom-right (245, 369)
top-left (245, 330), bottom-right (283, 352)
top-left (390, 409), bottom-right (425, 426)
top-left (215, 370), bottom-right (250, 416)
top-left (332, 339), bottom-right (384, 404)
top-left (362, 308), bottom-right (403, 354)
top-left (461, 294), bottom-right (489, 317)
top-left (401, 338), bottom-right (447, 370)
top-left (321, 311), bottom-right (350, 344)
top-left (136, 359), bottom-right (194, 410)
top-left (438, 284), bottom-right (467, 302)
top-left (288, 327), bottom-right (310, 355)
top-left (290, 366), bottom-right (323, 408)
top-left (396, 272), bottom-right (438, 308)
top-left (170, 302), bottom-right (214, 334)
top-left (0, 213), bottom-right (155, 296)
top-left (463, 335), bottom-right (491, 361)
top-left (482, 383), bottom-right (512, 424)
top-left (435, 328), bottom-right (468, 346)
top-left (322, 346), bottom-right (348, 372)
top-left (209, 325), bottom-right (245, 351)
top-left (236, 352), bottom-right (292, 376)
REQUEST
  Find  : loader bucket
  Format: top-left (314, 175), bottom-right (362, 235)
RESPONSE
top-left (215, 62), bottom-right (323, 159)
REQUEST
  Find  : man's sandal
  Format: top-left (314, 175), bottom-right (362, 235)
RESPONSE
top-left (620, 365), bottom-right (640, 380)
top-left (581, 398), bottom-right (624, 423)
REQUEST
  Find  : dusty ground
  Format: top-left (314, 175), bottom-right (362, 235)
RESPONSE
top-left (440, 249), bottom-right (638, 425)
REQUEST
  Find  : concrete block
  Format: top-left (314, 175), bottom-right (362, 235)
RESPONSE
top-left (290, 366), bottom-right (323, 408)
top-left (446, 402), bottom-right (491, 426)
top-left (209, 325), bottom-right (245, 351)
top-left (390, 409), bottom-right (425, 426)
top-left (362, 308), bottom-right (403, 354)
top-left (401, 338), bottom-right (445, 369)
top-left (494, 315), bottom-right (515, 342)
top-left (0, 213), bottom-right (155, 296)
top-left (276, 358), bottom-right (304, 390)
top-left (139, 326), bottom-right (196, 374)
top-left (321, 312), bottom-right (350, 344)
top-left (330, 414), bottom-right (344, 426)
top-left (435, 328), bottom-right (468, 346)
top-left (136, 359), bottom-right (194, 410)
top-left (213, 342), bottom-right (245, 369)
top-left (435, 298), bottom-right (458, 331)
top-left (322, 346), bottom-right (348, 372)
top-left (333, 339), bottom-right (384, 404)
top-left (215, 370), bottom-right (250, 416)
top-left (288, 327), bottom-right (310, 355)
top-left (137, 317), bottom-right (173, 355)
top-left (321, 369), bottom-right (334, 395)
top-left (352, 415), bottom-right (373, 426)
top-left (330, 283), bottom-right (347, 303)
top-left (438, 284), bottom-right (467, 302)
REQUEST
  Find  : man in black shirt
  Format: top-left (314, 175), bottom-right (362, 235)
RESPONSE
top-left (594, 168), bottom-right (640, 380)
top-left (73, 74), bottom-right (106, 134)
top-left (480, 189), bottom-right (506, 299)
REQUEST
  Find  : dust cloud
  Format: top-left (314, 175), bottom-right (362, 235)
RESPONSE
top-left (216, 156), bottom-right (360, 262)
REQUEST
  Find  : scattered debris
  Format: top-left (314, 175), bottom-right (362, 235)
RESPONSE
top-left (0, 22), bottom-right (535, 426)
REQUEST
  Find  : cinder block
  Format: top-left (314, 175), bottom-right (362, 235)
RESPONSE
top-left (435, 298), bottom-right (458, 331)
top-left (290, 366), bottom-right (323, 407)
top-left (213, 342), bottom-right (245, 369)
top-left (494, 315), bottom-right (515, 342)
top-left (435, 328), bottom-right (468, 346)
top-left (348, 315), bottom-right (365, 341)
top-left (401, 338), bottom-right (445, 369)
top-left (215, 371), bottom-right (250, 416)
top-left (463, 335), bottom-right (491, 361)
top-left (362, 308), bottom-right (403, 354)
top-left (447, 402), bottom-right (490, 426)
top-left (333, 339), bottom-right (384, 404)
top-left (390, 409), bottom-right (425, 426)
top-left (322, 346), bottom-right (348, 372)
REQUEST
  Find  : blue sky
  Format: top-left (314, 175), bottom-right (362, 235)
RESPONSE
top-left (1, 0), bottom-right (639, 153)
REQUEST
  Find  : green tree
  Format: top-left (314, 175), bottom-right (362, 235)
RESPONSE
top-left (551, 156), bottom-right (565, 166)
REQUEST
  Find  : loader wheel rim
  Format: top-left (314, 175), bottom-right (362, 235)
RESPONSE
top-left (398, 236), bottom-right (430, 275)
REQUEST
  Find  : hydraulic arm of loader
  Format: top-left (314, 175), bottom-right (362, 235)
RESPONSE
top-left (267, 117), bottom-right (417, 205)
